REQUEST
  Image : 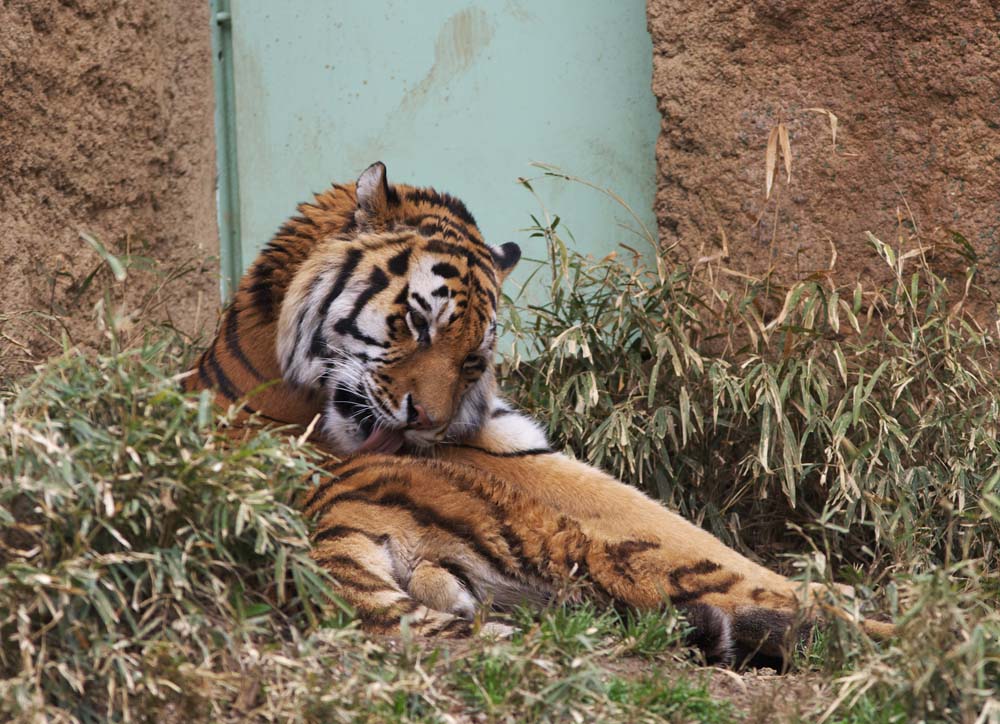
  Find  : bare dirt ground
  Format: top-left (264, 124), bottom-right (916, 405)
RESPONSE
top-left (608, 653), bottom-right (834, 721)
top-left (705, 668), bottom-right (830, 721)
top-left (431, 632), bottom-right (836, 722)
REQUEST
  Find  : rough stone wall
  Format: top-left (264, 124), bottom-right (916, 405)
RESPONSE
top-left (647, 0), bottom-right (1000, 299)
top-left (0, 0), bottom-right (218, 378)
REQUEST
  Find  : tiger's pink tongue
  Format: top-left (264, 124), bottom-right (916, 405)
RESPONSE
top-left (358, 427), bottom-right (406, 454)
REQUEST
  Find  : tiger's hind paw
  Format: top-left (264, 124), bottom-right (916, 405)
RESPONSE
top-left (477, 621), bottom-right (518, 639)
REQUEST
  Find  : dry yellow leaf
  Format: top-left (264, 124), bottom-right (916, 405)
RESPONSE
top-left (778, 122), bottom-right (792, 183)
top-left (765, 125), bottom-right (779, 199)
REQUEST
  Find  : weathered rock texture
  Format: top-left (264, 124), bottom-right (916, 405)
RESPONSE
top-left (0, 0), bottom-right (218, 378)
top-left (647, 0), bottom-right (1000, 297)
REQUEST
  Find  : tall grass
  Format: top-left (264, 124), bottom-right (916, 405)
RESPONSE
top-left (501, 174), bottom-right (1000, 721)
top-left (0, 332), bottom-right (335, 721)
top-left (503, 189), bottom-right (1000, 572)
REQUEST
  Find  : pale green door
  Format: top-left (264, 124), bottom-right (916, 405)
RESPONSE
top-left (212, 0), bottom-right (659, 298)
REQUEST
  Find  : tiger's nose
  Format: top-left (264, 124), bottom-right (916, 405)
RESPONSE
top-left (406, 399), bottom-right (436, 429)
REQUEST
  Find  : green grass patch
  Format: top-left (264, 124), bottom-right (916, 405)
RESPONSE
top-left (607, 675), bottom-right (734, 723)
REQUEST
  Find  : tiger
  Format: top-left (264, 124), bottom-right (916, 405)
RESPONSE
top-left (186, 161), bottom-right (894, 664)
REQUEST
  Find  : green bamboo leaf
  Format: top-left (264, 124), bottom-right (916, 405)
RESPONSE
top-left (80, 231), bottom-right (127, 281)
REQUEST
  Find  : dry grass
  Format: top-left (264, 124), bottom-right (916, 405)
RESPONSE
top-left (1, 179), bottom-right (998, 722)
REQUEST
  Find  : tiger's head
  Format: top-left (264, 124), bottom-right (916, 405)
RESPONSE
top-left (276, 162), bottom-right (520, 455)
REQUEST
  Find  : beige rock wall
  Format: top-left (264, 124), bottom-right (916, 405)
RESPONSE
top-left (0, 0), bottom-right (219, 378)
top-left (647, 0), bottom-right (1000, 299)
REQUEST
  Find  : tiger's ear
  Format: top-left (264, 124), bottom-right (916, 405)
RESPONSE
top-left (355, 161), bottom-right (392, 230)
top-left (490, 242), bottom-right (521, 283)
